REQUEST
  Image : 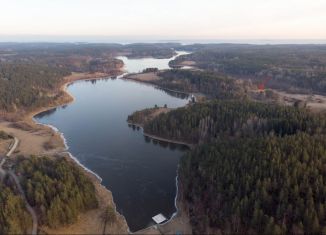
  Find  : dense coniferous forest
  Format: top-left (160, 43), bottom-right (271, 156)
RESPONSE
top-left (180, 134), bottom-right (326, 234)
top-left (143, 100), bottom-right (326, 144)
top-left (127, 56), bottom-right (326, 233)
top-left (0, 182), bottom-right (32, 234)
top-left (156, 70), bottom-right (246, 99)
top-left (14, 156), bottom-right (98, 228)
top-left (170, 45), bottom-right (326, 93)
top-left (139, 98), bottom-right (326, 233)
top-left (0, 63), bottom-right (70, 111)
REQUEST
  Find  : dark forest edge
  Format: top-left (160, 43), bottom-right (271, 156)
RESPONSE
top-left (0, 156), bottom-right (99, 233)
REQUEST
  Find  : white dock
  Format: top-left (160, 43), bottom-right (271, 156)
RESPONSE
top-left (152, 213), bottom-right (167, 224)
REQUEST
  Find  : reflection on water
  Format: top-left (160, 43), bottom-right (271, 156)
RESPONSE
top-left (157, 87), bottom-right (189, 100)
top-left (35, 78), bottom-right (189, 231)
top-left (36, 107), bottom-right (58, 118)
top-left (128, 124), bottom-right (189, 151)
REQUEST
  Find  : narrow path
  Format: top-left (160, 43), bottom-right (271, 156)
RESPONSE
top-left (0, 136), bottom-right (38, 235)
top-left (6, 137), bottom-right (19, 157)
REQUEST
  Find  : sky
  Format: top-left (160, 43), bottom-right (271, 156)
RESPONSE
top-left (0, 0), bottom-right (326, 42)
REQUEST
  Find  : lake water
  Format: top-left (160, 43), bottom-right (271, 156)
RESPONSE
top-left (116, 51), bottom-right (189, 73)
top-left (35, 52), bottom-right (189, 231)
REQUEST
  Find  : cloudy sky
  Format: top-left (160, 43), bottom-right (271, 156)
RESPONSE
top-left (0, 0), bottom-right (325, 40)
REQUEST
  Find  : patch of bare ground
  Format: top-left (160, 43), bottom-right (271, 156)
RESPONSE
top-left (272, 90), bottom-right (326, 112)
top-left (0, 121), bottom-right (65, 156)
top-left (179, 60), bottom-right (196, 66)
top-left (247, 85), bottom-right (326, 113)
top-left (125, 72), bottom-right (161, 82)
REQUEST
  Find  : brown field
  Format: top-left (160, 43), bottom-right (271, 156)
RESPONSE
top-left (180, 60), bottom-right (196, 66)
top-left (272, 90), bottom-right (326, 112)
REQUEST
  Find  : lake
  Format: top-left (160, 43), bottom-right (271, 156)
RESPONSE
top-left (35, 52), bottom-right (189, 231)
top-left (116, 51), bottom-right (189, 73)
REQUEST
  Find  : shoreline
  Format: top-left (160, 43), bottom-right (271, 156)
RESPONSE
top-left (127, 122), bottom-right (193, 149)
top-left (26, 72), bottom-right (117, 120)
top-left (1, 71), bottom-right (130, 234)
top-left (127, 122), bottom-right (193, 234)
top-left (31, 72), bottom-right (117, 183)
top-left (1, 53), bottom-right (193, 233)
top-left (31, 72), bottom-right (131, 233)
top-left (33, 71), bottom-right (191, 233)
top-left (31, 70), bottom-right (192, 233)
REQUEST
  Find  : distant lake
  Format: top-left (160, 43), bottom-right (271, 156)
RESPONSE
top-left (35, 52), bottom-right (189, 231)
top-left (116, 51), bottom-right (189, 73)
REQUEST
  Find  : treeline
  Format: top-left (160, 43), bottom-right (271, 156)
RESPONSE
top-left (156, 70), bottom-right (246, 99)
top-left (142, 98), bottom-right (326, 233)
top-left (125, 43), bottom-right (177, 58)
top-left (142, 67), bottom-right (159, 73)
top-left (170, 45), bottom-right (326, 93)
top-left (144, 100), bottom-right (326, 144)
top-left (0, 63), bottom-right (70, 111)
top-left (0, 182), bottom-right (32, 234)
top-left (180, 133), bottom-right (326, 234)
top-left (15, 156), bottom-right (98, 228)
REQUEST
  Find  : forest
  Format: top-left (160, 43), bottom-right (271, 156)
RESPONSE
top-left (0, 181), bottom-right (32, 234)
top-left (139, 98), bottom-right (326, 233)
top-left (180, 133), bottom-right (326, 234)
top-left (0, 43), bottom-right (182, 113)
top-left (0, 43), bottom-right (178, 66)
top-left (14, 156), bottom-right (98, 228)
top-left (143, 100), bottom-right (326, 144)
top-left (170, 44), bottom-right (326, 94)
top-left (0, 63), bottom-right (69, 112)
top-left (156, 70), bottom-right (246, 99)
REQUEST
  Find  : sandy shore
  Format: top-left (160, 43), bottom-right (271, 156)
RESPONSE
top-left (0, 72), bottom-right (129, 234)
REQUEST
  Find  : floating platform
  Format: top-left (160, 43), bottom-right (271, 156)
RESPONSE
top-left (152, 213), bottom-right (167, 224)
